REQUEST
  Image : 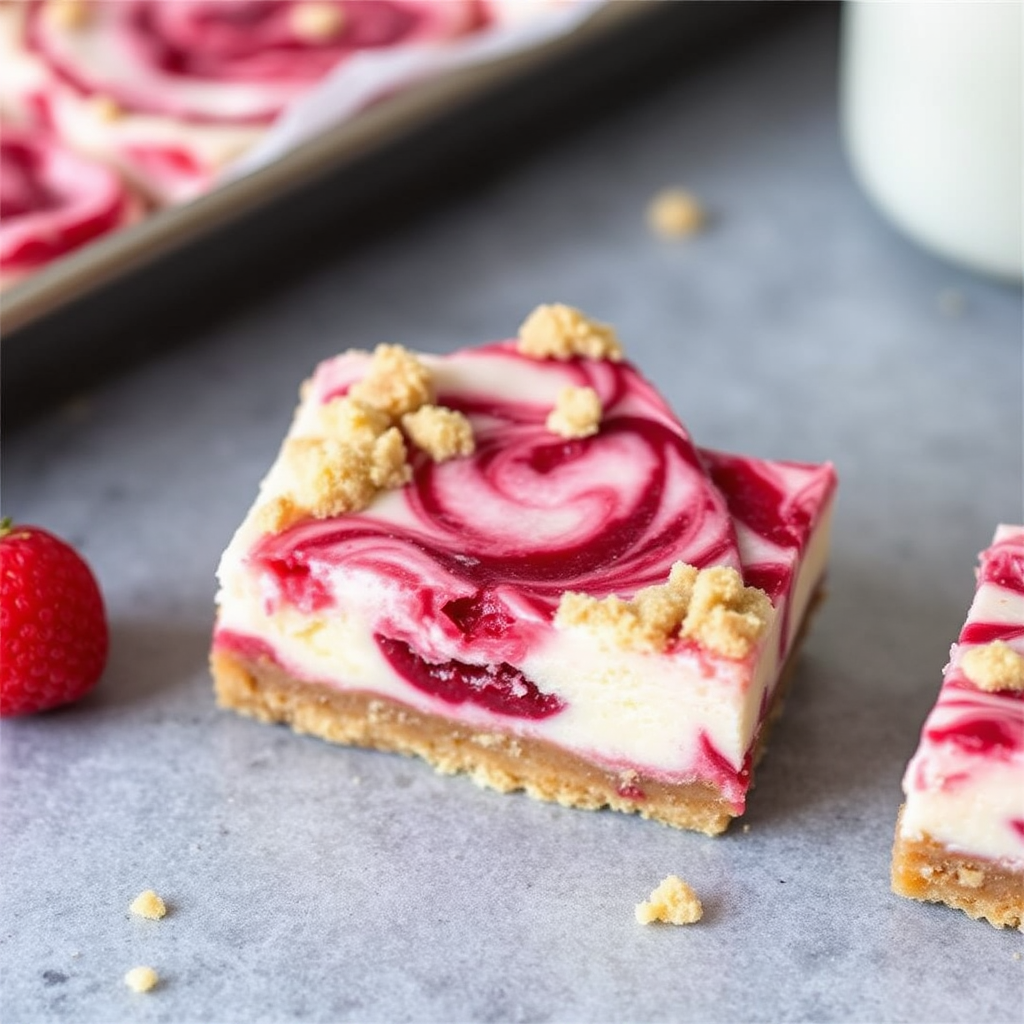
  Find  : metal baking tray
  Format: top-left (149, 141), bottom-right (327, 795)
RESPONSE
top-left (1, 1), bottom-right (795, 428)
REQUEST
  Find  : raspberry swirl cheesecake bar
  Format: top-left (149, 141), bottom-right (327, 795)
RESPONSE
top-left (0, 0), bottom-right (488, 204)
top-left (212, 306), bottom-right (836, 834)
top-left (892, 526), bottom-right (1024, 928)
top-left (0, 124), bottom-right (142, 289)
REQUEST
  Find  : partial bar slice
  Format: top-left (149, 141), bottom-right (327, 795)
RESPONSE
top-left (211, 305), bottom-right (836, 834)
top-left (892, 525), bottom-right (1024, 928)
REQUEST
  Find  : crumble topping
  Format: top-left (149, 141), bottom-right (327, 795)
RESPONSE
top-left (290, 2), bottom-right (346, 41)
top-left (635, 875), bottom-right (703, 925)
top-left (402, 404), bottom-right (476, 462)
top-left (517, 304), bottom-right (623, 362)
top-left (91, 96), bottom-right (123, 123)
top-left (124, 966), bottom-right (159, 993)
top-left (129, 890), bottom-right (166, 921)
top-left (647, 188), bottom-right (706, 238)
top-left (44, 0), bottom-right (91, 29)
top-left (368, 428), bottom-right (413, 489)
top-left (546, 386), bottom-right (602, 439)
top-left (348, 344), bottom-right (435, 420)
top-left (684, 566), bottom-right (773, 659)
top-left (310, 397), bottom-right (391, 448)
top-left (555, 562), bottom-right (770, 659)
top-left (279, 437), bottom-right (381, 520)
top-left (961, 640), bottom-right (1024, 692)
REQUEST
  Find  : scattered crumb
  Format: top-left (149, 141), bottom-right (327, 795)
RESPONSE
top-left (937, 288), bottom-right (966, 317)
top-left (742, 824), bottom-right (751, 834)
top-left (556, 563), bottom-right (695, 653)
top-left (311, 397), bottom-right (391, 448)
top-left (556, 562), bottom-right (770, 658)
top-left (348, 344), bottom-right (435, 420)
top-left (955, 866), bottom-right (985, 889)
top-left (635, 875), bottom-right (703, 925)
top-left (517, 304), bottom-right (623, 362)
top-left (402, 404), bottom-right (476, 461)
top-left (961, 641), bottom-right (1024, 691)
top-left (682, 566), bottom-right (773, 659)
top-left (124, 966), bottom-right (159, 993)
top-left (129, 890), bottom-right (167, 921)
top-left (1014, 952), bottom-right (1022, 961)
top-left (290, 1), bottom-right (346, 41)
top-left (646, 188), bottom-right (706, 239)
top-left (91, 95), bottom-right (122, 122)
top-left (368, 428), bottom-right (412, 490)
top-left (280, 436), bottom-right (379, 519)
top-left (44, 0), bottom-right (91, 29)
top-left (71, 951), bottom-right (81, 959)
top-left (546, 385), bottom-right (602, 439)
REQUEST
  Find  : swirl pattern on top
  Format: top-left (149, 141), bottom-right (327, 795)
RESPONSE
top-left (252, 344), bottom-right (745, 664)
top-left (25, 1), bottom-right (488, 124)
top-left (0, 125), bottom-right (138, 283)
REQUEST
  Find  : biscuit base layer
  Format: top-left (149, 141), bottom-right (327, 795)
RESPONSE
top-left (891, 807), bottom-right (1024, 929)
top-left (211, 594), bottom-right (821, 835)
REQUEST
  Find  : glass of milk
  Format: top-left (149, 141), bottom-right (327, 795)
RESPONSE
top-left (840, 1), bottom-right (1022, 282)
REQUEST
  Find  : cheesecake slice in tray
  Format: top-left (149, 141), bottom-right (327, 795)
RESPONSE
top-left (892, 526), bottom-right (1024, 928)
top-left (211, 305), bottom-right (836, 834)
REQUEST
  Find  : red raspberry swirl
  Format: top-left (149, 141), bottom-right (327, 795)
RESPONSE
top-left (252, 345), bottom-right (745, 668)
top-left (0, 126), bottom-right (134, 280)
top-left (26, 0), bottom-right (489, 125)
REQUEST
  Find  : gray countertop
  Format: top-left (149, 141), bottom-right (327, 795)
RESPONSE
top-left (3, 8), bottom-right (1022, 1023)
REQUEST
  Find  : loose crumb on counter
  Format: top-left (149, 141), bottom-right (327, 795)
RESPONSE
top-left (546, 385), bottom-right (602, 439)
top-left (124, 966), bottom-right (159, 993)
top-left (646, 188), bottom-right (706, 239)
top-left (129, 890), bottom-right (167, 920)
top-left (635, 875), bottom-right (703, 925)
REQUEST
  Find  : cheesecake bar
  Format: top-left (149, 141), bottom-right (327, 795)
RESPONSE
top-left (211, 305), bottom-right (836, 834)
top-left (0, 123), bottom-right (143, 289)
top-left (0, 0), bottom-right (488, 204)
top-left (892, 525), bottom-right (1024, 928)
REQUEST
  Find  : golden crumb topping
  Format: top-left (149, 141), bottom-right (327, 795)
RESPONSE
top-left (280, 436), bottom-right (380, 519)
top-left (546, 385), bottom-right (602, 439)
top-left (290, 1), bottom-right (346, 41)
top-left (961, 640), bottom-right (1024, 692)
top-left (368, 428), bottom-right (412, 489)
top-left (91, 95), bottom-right (122, 123)
top-left (517, 304), bottom-right (623, 362)
top-left (647, 188), bottom-right (706, 238)
top-left (310, 396), bottom-right (391, 448)
top-left (402, 404), bottom-right (476, 462)
top-left (348, 344), bottom-right (435, 420)
top-left (682, 566), bottom-right (773, 659)
top-left (124, 966), bottom-right (159, 993)
top-left (129, 890), bottom-right (167, 921)
top-left (555, 562), bottom-right (770, 659)
top-left (635, 875), bottom-right (703, 925)
top-left (45, 0), bottom-right (91, 29)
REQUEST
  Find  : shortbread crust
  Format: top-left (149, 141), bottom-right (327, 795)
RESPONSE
top-left (891, 809), bottom-right (1023, 930)
top-left (213, 590), bottom-right (821, 835)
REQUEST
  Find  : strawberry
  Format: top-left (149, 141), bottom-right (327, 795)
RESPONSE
top-left (0, 519), bottom-right (109, 716)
